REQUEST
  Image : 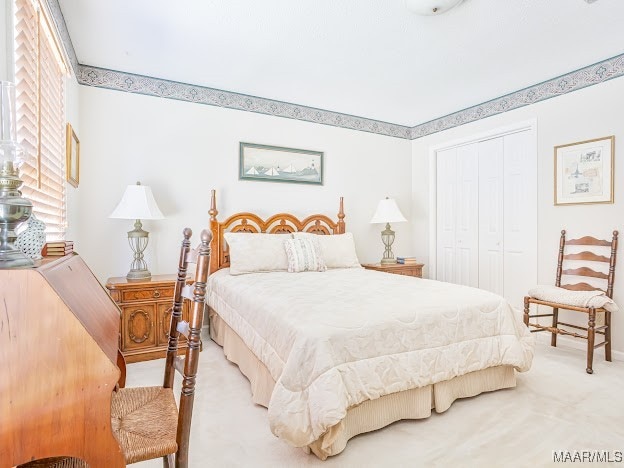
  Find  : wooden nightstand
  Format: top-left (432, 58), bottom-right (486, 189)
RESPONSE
top-left (362, 262), bottom-right (424, 278)
top-left (106, 274), bottom-right (192, 363)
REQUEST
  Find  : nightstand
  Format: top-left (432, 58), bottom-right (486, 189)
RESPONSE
top-left (106, 274), bottom-right (192, 363)
top-left (362, 262), bottom-right (424, 278)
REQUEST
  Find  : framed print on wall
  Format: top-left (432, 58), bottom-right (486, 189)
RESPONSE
top-left (66, 123), bottom-right (80, 188)
top-left (239, 142), bottom-right (323, 185)
top-left (554, 136), bottom-right (615, 205)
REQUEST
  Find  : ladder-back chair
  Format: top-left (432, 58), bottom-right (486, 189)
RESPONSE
top-left (523, 230), bottom-right (618, 374)
top-left (19, 228), bottom-right (212, 468)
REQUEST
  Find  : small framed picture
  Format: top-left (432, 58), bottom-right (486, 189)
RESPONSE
top-left (239, 142), bottom-right (323, 185)
top-left (554, 136), bottom-right (615, 205)
top-left (66, 123), bottom-right (80, 188)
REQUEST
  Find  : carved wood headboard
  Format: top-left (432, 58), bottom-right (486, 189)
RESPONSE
top-left (208, 190), bottom-right (346, 273)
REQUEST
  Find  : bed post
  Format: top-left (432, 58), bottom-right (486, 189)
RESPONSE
top-left (337, 197), bottom-right (345, 234)
top-left (209, 189), bottom-right (219, 273)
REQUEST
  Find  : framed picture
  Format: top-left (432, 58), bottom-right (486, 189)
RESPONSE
top-left (554, 136), bottom-right (615, 205)
top-left (66, 123), bottom-right (80, 188)
top-left (239, 142), bottom-right (323, 185)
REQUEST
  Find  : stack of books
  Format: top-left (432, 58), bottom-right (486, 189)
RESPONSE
top-left (396, 256), bottom-right (418, 265)
top-left (42, 241), bottom-right (74, 257)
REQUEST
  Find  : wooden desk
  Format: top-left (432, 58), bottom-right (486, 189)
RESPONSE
top-left (0, 254), bottom-right (124, 467)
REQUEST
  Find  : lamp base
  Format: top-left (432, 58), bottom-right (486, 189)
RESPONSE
top-left (0, 248), bottom-right (35, 268)
top-left (380, 258), bottom-right (397, 265)
top-left (126, 268), bottom-right (152, 281)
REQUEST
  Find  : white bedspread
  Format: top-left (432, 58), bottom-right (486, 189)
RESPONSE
top-left (208, 268), bottom-right (534, 447)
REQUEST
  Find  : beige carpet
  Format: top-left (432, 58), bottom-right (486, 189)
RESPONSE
top-left (131, 332), bottom-right (624, 468)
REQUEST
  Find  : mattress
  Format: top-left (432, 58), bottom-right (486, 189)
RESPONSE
top-left (207, 267), bottom-right (534, 452)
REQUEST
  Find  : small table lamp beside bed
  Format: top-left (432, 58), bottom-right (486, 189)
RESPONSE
top-left (206, 190), bottom-right (534, 460)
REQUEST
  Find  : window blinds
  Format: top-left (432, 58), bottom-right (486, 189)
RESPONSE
top-left (14, 0), bottom-right (67, 240)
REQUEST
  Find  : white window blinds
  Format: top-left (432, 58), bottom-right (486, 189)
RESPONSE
top-left (14, 0), bottom-right (67, 240)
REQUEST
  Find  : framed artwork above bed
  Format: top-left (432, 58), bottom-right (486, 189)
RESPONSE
top-left (239, 142), bottom-right (323, 185)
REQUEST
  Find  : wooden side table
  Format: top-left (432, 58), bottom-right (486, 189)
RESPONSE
top-left (106, 274), bottom-right (192, 363)
top-left (362, 262), bottom-right (424, 278)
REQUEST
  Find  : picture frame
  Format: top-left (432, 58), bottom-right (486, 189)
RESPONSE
top-left (554, 136), bottom-right (615, 205)
top-left (66, 122), bottom-right (80, 188)
top-left (239, 142), bottom-right (323, 185)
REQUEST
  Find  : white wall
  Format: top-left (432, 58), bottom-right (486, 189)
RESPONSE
top-left (76, 86), bottom-right (412, 282)
top-left (411, 76), bottom-right (624, 354)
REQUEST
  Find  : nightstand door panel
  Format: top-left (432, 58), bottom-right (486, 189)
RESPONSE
top-left (121, 304), bottom-right (157, 351)
top-left (157, 302), bottom-right (191, 346)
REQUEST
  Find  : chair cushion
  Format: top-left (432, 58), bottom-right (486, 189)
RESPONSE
top-left (111, 386), bottom-right (179, 464)
top-left (528, 285), bottom-right (618, 312)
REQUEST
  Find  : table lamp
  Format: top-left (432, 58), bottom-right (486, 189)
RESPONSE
top-left (110, 181), bottom-right (164, 280)
top-left (370, 197), bottom-right (407, 264)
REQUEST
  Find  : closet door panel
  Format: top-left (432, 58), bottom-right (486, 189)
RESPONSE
top-left (478, 138), bottom-right (504, 295)
top-left (436, 148), bottom-right (457, 283)
top-left (455, 144), bottom-right (479, 287)
top-left (503, 131), bottom-right (537, 308)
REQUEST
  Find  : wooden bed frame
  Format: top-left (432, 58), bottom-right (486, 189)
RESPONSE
top-left (208, 189), bottom-right (345, 274)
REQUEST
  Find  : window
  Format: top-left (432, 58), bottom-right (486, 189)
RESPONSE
top-left (14, 0), bottom-right (67, 240)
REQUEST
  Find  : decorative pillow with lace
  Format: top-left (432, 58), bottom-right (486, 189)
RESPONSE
top-left (284, 238), bottom-right (327, 273)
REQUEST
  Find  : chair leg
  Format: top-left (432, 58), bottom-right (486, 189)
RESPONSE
top-left (551, 307), bottom-right (559, 347)
top-left (605, 310), bottom-right (612, 362)
top-left (163, 454), bottom-right (174, 468)
top-left (586, 309), bottom-right (596, 374)
top-left (523, 297), bottom-right (530, 326)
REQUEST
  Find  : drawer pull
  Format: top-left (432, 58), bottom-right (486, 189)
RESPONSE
top-left (153, 290), bottom-right (161, 298)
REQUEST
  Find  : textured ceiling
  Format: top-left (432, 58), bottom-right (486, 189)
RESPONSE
top-left (57, 0), bottom-right (624, 126)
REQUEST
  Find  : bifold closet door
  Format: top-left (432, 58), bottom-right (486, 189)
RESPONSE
top-left (502, 131), bottom-right (537, 309)
top-left (436, 145), bottom-right (478, 288)
top-left (478, 138), bottom-right (504, 296)
top-left (436, 130), bottom-right (536, 307)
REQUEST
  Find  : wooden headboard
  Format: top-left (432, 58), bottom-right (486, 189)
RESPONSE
top-left (208, 189), bottom-right (346, 273)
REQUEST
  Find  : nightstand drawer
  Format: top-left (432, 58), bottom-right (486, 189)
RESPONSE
top-left (122, 287), bottom-right (174, 302)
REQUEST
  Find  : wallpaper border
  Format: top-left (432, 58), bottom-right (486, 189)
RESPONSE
top-left (44, 0), bottom-right (624, 140)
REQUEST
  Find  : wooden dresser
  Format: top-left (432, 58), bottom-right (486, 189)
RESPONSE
top-left (106, 274), bottom-right (191, 363)
top-left (0, 254), bottom-right (124, 467)
top-left (362, 262), bottom-right (424, 278)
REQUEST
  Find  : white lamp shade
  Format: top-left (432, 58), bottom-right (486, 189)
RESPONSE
top-left (405, 0), bottom-right (463, 15)
top-left (370, 198), bottom-right (407, 224)
top-left (109, 183), bottom-right (164, 220)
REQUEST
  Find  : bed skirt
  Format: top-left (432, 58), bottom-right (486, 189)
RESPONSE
top-left (208, 308), bottom-right (516, 460)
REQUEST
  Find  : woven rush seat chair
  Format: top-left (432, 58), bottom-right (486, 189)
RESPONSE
top-left (523, 230), bottom-right (618, 374)
top-left (19, 228), bottom-right (212, 468)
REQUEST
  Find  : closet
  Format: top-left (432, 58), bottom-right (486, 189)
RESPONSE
top-left (434, 126), bottom-right (537, 308)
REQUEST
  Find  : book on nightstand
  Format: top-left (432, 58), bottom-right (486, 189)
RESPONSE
top-left (396, 256), bottom-right (418, 264)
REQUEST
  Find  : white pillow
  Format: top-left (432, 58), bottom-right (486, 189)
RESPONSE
top-left (224, 232), bottom-right (290, 275)
top-left (284, 237), bottom-right (327, 273)
top-left (293, 232), bottom-right (361, 269)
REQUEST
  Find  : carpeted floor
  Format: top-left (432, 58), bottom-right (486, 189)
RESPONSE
top-left (131, 333), bottom-right (624, 468)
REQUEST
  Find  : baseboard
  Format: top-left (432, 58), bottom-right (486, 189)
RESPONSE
top-left (534, 333), bottom-right (624, 362)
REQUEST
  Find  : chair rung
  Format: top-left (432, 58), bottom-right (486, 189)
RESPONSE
top-left (594, 325), bottom-right (608, 332)
top-left (557, 321), bottom-right (587, 331)
top-left (527, 322), bottom-right (588, 340)
top-left (594, 341), bottom-right (607, 349)
top-left (527, 313), bottom-right (554, 318)
top-left (530, 328), bottom-right (548, 333)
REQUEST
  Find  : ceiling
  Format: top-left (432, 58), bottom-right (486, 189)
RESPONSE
top-left (57, 0), bottom-right (624, 126)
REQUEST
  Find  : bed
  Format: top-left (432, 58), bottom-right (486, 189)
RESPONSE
top-left (206, 191), bottom-right (534, 459)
